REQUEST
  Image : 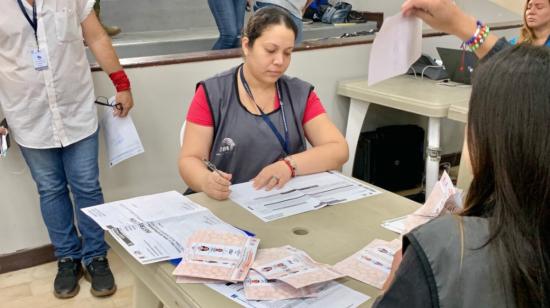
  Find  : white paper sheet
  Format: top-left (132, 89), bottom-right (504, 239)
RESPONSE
top-left (368, 13), bottom-right (422, 86)
top-left (230, 171), bottom-right (381, 222)
top-left (207, 281), bottom-right (370, 308)
top-left (98, 97), bottom-right (144, 167)
top-left (82, 191), bottom-right (245, 264)
top-left (381, 215), bottom-right (408, 234)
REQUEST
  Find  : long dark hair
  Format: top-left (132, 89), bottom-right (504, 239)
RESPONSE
top-left (463, 44), bottom-right (550, 307)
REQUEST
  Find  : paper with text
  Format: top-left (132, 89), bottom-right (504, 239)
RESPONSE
top-left (368, 13), bottom-right (422, 86)
top-left (230, 171), bottom-right (381, 222)
top-left (334, 239), bottom-right (401, 289)
top-left (172, 230), bottom-right (259, 282)
top-left (82, 191), bottom-right (245, 264)
top-left (243, 270), bottom-right (318, 301)
top-left (251, 246), bottom-right (343, 289)
top-left (99, 96), bottom-right (144, 167)
top-left (207, 281), bottom-right (370, 308)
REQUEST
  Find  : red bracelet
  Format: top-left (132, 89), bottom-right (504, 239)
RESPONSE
top-left (109, 70), bottom-right (131, 92)
top-left (281, 158), bottom-right (295, 177)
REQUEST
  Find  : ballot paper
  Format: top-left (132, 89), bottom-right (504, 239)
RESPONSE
top-left (172, 229), bottom-right (260, 282)
top-left (243, 270), bottom-right (318, 301)
top-left (207, 281), bottom-right (370, 308)
top-left (251, 246), bottom-right (343, 289)
top-left (403, 171), bottom-right (462, 233)
top-left (230, 171), bottom-right (381, 222)
top-left (334, 239), bottom-right (401, 289)
top-left (368, 13), bottom-right (422, 86)
top-left (98, 96), bottom-right (144, 167)
top-left (82, 191), bottom-right (245, 264)
top-left (380, 215), bottom-right (408, 234)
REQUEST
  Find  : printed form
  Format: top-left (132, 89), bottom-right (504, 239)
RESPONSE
top-left (82, 191), bottom-right (245, 264)
top-left (230, 171), bottom-right (381, 222)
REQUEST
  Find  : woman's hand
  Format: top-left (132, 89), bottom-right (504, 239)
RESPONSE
top-left (401, 0), bottom-right (477, 41)
top-left (201, 170), bottom-right (232, 201)
top-left (253, 160), bottom-right (293, 191)
top-left (382, 248), bottom-right (403, 292)
top-left (0, 127), bottom-right (7, 136)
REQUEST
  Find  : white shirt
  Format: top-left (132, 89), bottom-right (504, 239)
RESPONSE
top-left (0, 0), bottom-right (97, 149)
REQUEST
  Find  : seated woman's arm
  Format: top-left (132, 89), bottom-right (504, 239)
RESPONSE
top-left (253, 113), bottom-right (349, 189)
top-left (179, 123), bottom-right (232, 200)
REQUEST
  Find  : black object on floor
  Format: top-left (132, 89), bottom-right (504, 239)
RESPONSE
top-left (353, 125), bottom-right (425, 192)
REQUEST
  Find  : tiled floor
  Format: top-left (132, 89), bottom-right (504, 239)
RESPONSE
top-left (0, 252), bottom-right (134, 308)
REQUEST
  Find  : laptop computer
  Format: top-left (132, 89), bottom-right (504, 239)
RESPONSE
top-left (436, 47), bottom-right (478, 84)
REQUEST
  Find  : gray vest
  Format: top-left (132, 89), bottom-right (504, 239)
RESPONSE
top-left (200, 65), bottom-right (311, 184)
top-left (407, 215), bottom-right (514, 307)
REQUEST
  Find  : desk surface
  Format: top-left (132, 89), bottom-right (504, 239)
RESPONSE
top-left (107, 187), bottom-right (420, 308)
top-left (447, 100), bottom-right (469, 123)
top-left (337, 75), bottom-right (471, 117)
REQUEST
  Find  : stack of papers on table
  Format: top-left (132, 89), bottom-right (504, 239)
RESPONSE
top-left (230, 171), bottom-right (381, 222)
top-left (173, 229), bottom-right (260, 282)
top-left (381, 171), bottom-right (463, 235)
top-left (82, 191), bottom-right (245, 264)
top-left (334, 239), bottom-right (401, 289)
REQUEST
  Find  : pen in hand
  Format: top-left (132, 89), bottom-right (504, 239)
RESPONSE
top-left (202, 158), bottom-right (225, 178)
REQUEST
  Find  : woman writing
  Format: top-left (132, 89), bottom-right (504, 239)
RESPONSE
top-left (179, 7), bottom-right (348, 200)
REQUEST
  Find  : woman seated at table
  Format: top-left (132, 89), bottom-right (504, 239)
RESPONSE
top-left (373, 1), bottom-right (550, 307)
top-left (179, 6), bottom-right (348, 200)
top-left (510, 0), bottom-right (550, 46)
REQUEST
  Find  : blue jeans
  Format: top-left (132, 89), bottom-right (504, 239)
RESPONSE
top-left (20, 129), bottom-right (106, 266)
top-left (208, 0), bottom-right (247, 49)
top-left (254, 2), bottom-right (304, 44)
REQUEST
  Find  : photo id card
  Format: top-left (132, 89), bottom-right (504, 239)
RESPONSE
top-left (31, 49), bottom-right (48, 71)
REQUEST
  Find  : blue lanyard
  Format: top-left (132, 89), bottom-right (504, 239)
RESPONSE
top-left (17, 0), bottom-right (39, 49)
top-left (239, 66), bottom-right (290, 155)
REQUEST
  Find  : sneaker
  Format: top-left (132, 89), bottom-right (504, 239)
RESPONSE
top-left (53, 257), bottom-right (83, 299)
top-left (84, 256), bottom-right (117, 297)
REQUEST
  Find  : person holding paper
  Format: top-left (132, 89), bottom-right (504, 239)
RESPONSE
top-left (179, 6), bottom-right (348, 200)
top-left (372, 2), bottom-right (550, 307)
top-left (0, 0), bottom-right (134, 299)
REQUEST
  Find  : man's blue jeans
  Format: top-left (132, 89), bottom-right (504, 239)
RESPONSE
top-left (208, 0), bottom-right (247, 49)
top-left (254, 2), bottom-right (304, 44)
top-left (20, 129), bottom-right (106, 266)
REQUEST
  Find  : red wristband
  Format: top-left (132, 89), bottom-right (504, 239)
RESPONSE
top-left (281, 158), bottom-right (295, 177)
top-left (109, 70), bottom-right (131, 92)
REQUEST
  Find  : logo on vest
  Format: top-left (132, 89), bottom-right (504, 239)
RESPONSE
top-left (217, 138), bottom-right (236, 155)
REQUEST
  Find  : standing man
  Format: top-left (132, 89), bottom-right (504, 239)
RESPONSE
top-left (0, 0), bottom-right (133, 299)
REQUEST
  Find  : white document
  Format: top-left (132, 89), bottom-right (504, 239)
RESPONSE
top-left (207, 281), bottom-right (370, 308)
top-left (230, 171), bottom-right (381, 222)
top-left (98, 96), bottom-right (144, 167)
top-left (368, 13), bottom-right (422, 86)
top-left (82, 191), bottom-right (245, 264)
top-left (381, 215), bottom-right (408, 234)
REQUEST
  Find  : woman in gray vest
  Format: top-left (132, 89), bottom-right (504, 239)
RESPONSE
top-left (179, 6), bottom-right (348, 200)
top-left (374, 1), bottom-right (550, 307)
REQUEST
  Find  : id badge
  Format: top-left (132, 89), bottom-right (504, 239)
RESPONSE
top-left (31, 49), bottom-right (48, 71)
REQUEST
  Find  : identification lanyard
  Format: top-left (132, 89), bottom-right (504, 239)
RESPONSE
top-left (17, 0), bottom-right (39, 49)
top-left (239, 66), bottom-right (290, 155)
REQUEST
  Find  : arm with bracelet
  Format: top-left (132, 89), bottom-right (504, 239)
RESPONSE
top-left (81, 9), bottom-right (133, 117)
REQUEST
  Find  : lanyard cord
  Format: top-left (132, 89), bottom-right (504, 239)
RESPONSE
top-left (17, 0), bottom-right (39, 49)
top-left (239, 66), bottom-right (290, 155)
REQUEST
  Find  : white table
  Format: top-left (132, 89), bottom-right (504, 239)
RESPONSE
top-left (107, 183), bottom-right (420, 308)
top-left (337, 75), bottom-right (471, 195)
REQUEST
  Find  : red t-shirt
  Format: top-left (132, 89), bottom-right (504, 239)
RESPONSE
top-left (186, 84), bottom-right (326, 126)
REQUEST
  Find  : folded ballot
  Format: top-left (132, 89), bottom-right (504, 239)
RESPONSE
top-left (172, 229), bottom-right (260, 282)
top-left (334, 238), bottom-right (401, 289)
top-left (251, 246), bottom-right (343, 289)
top-left (243, 269), bottom-right (319, 301)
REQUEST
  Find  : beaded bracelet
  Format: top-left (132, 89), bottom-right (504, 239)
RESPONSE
top-left (463, 20), bottom-right (491, 52)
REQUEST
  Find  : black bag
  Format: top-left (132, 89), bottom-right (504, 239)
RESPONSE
top-left (352, 125), bottom-right (424, 191)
